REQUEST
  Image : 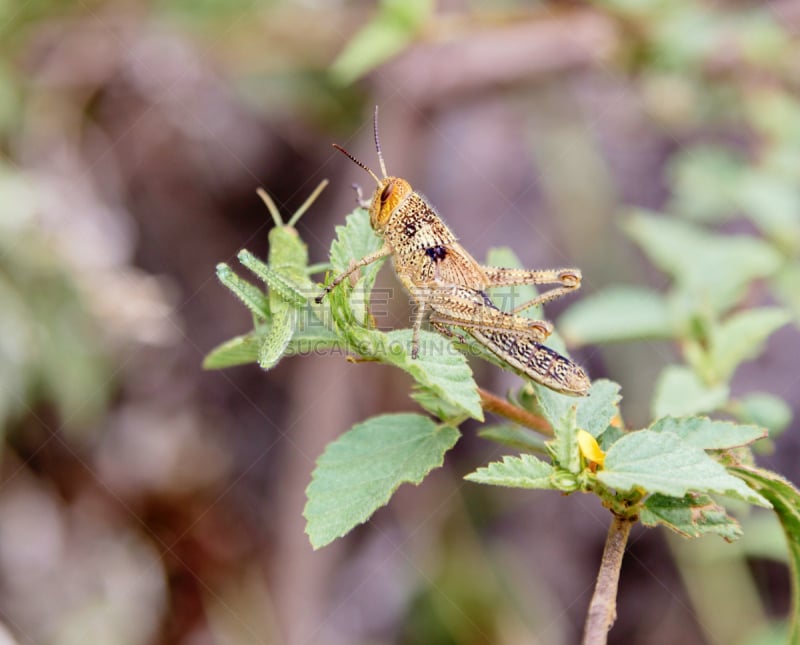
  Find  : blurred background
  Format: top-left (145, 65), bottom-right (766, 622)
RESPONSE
top-left (1, 1), bottom-right (799, 643)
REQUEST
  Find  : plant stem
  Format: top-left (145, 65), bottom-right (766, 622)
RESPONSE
top-left (477, 387), bottom-right (552, 436)
top-left (582, 513), bottom-right (634, 645)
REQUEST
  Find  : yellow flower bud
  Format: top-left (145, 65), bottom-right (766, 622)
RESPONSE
top-left (577, 429), bottom-right (605, 468)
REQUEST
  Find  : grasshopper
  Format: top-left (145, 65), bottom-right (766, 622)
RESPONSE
top-left (317, 109), bottom-right (590, 396)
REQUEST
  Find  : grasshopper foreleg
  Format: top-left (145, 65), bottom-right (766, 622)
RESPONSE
top-left (315, 243), bottom-right (392, 303)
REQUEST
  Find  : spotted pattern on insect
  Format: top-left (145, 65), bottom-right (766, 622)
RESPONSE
top-left (319, 107), bottom-right (591, 396)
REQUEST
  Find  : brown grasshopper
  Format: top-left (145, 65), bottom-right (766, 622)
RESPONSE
top-left (317, 109), bottom-right (590, 396)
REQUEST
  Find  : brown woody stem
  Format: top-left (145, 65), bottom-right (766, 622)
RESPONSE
top-left (582, 513), bottom-right (634, 645)
top-left (477, 388), bottom-right (552, 436)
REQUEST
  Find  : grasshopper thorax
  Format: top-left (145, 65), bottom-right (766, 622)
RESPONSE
top-left (370, 177), bottom-right (412, 231)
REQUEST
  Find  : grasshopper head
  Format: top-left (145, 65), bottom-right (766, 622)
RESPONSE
top-left (370, 177), bottom-right (412, 230)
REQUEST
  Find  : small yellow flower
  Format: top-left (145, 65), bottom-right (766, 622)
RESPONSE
top-left (577, 429), bottom-right (605, 469)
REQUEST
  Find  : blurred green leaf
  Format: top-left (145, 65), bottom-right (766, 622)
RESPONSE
top-left (731, 393), bottom-right (792, 438)
top-left (708, 307), bottom-right (790, 382)
top-left (624, 211), bottom-right (782, 313)
top-left (649, 416), bottom-right (766, 450)
top-left (465, 454), bottom-right (556, 490)
top-left (640, 493), bottom-right (742, 540)
top-left (0, 274), bottom-right (36, 427)
top-left (737, 170), bottom-right (800, 249)
top-left (772, 262), bottom-right (800, 324)
top-left (477, 424), bottom-right (548, 453)
top-left (730, 466), bottom-right (800, 643)
top-left (304, 413), bottom-right (459, 548)
top-left (599, 430), bottom-right (770, 506)
top-left (649, 5), bottom-right (720, 69)
top-left (652, 365), bottom-right (729, 418)
top-left (330, 0), bottom-right (433, 84)
top-left (744, 88), bottom-right (800, 143)
top-left (558, 286), bottom-right (673, 345)
top-left (669, 146), bottom-right (744, 222)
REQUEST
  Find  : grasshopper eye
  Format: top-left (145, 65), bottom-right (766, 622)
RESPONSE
top-left (380, 183), bottom-right (394, 203)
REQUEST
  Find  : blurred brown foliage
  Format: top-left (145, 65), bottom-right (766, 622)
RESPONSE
top-left (0, 1), bottom-right (798, 644)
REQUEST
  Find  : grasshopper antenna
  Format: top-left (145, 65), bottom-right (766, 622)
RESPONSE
top-left (332, 144), bottom-right (381, 186)
top-left (373, 105), bottom-right (388, 178)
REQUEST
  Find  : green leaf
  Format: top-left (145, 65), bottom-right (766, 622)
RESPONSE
top-left (772, 262), bottom-right (800, 323)
top-left (708, 307), bottom-right (791, 381)
top-left (384, 329), bottom-right (483, 421)
top-left (598, 430), bottom-right (770, 506)
top-left (238, 250), bottom-right (308, 308)
top-left (215, 263), bottom-right (269, 319)
top-left (477, 424), bottom-right (548, 453)
top-left (549, 406), bottom-right (580, 474)
top-left (731, 393), bottom-right (792, 438)
top-left (730, 466), bottom-right (800, 643)
top-left (203, 333), bottom-right (261, 369)
top-left (640, 493), bottom-right (742, 540)
top-left (649, 416), bottom-right (766, 450)
top-left (465, 454), bottom-right (556, 489)
top-left (558, 286), bottom-right (674, 345)
top-left (330, 0), bottom-right (433, 84)
top-left (652, 365), bottom-right (729, 418)
top-left (624, 211), bottom-right (782, 313)
top-left (737, 170), bottom-right (800, 247)
top-left (327, 208), bottom-right (386, 302)
top-left (533, 378), bottom-right (621, 438)
top-left (258, 300), bottom-right (296, 369)
top-left (304, 413), bottom-right (459, 548)
top-left (668, 146), bottom-right (745, 222)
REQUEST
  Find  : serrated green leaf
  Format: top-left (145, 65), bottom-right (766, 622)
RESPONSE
top-left (477, 424), bottom-right (548, 453)
top-left (238, 250), bottom-right (308, 308)
top-left (624, 211), bottom-right (782, 313)
top-left (650, 416), bottom-right (766, 450)
top-left (383, 329), bottom-right (483, 421)
top-left (329, 208), bottom-right (385, 280)
top-left (304, 413), bottom-right (459, 548)
top-left (258, 300), bottom-right (296, 369)
top-left (652, 365), bottom-right (729, 418)
top-left (732, 393), bottom-right (792, 438)
top-left (558, 286), bottom-right (674, 345)
top-left (709, 307), bottom-right (790, 381)
top-left (550, 406), bottom-right (580, 474)
top-left (215, 263), bottom-right (269, 319)
top-left (330, 0), bottom-right (432, 84)
top-left (730, 466), bottom-right (800, 643)
top-left (533, 378), bottom-right (621, 437)
top-left (465, 454), bottom-right (556, 489)
top-left (203, 333), bottom-right (261, 369)
top-left (640, 493), bottom-right (742, 540)
top-left (598, 430), bottom-right (770, 506)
